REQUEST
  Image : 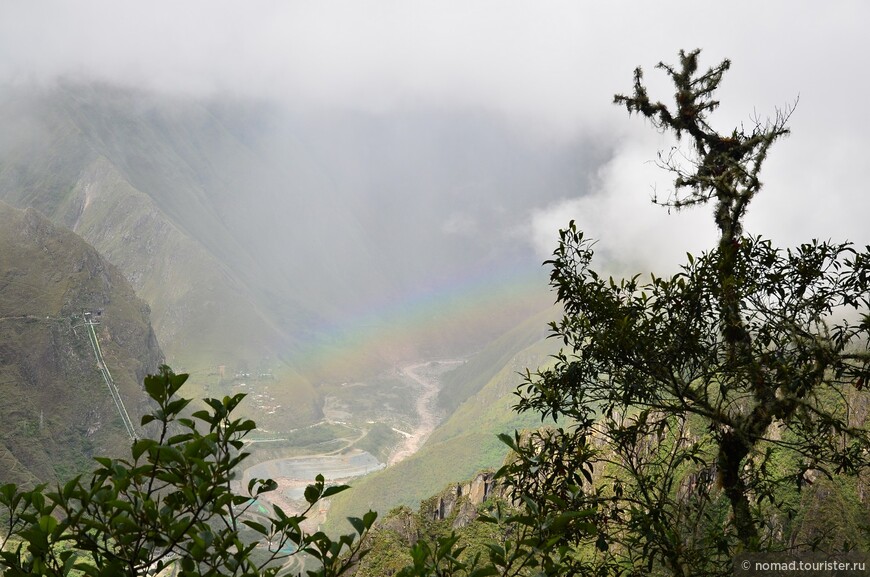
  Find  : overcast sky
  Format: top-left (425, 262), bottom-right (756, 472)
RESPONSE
top-left (2, 1), bottom-right (868, 274)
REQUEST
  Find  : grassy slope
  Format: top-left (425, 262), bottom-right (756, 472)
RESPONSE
top-left (0, 201), bottom-right (163, 486)
top-left (324, 312), bottom-right (559, 533)
top-left (436, 307), bottom-right (554, 414)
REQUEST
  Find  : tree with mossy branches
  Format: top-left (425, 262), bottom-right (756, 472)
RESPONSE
top-left (500, 49), bottom-right (870, 576)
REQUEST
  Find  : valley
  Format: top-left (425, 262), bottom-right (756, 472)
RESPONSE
top-left (235, 359), bottom-right (465, 527)
top-left (0, 85), bottom-right (563, 567)
top-left (2, 7), bottom-right (870, 576)
top-left (0, 73), bottom-right (596, 573)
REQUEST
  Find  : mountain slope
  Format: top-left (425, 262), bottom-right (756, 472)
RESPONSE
top-left (0, 86), bottom-right (305, 360)
top-left (0, 82), bottom-right (579, 431)
top-left (0, 85), bottom-right (324, 425)
top-left (0, 83), bottom-right (567, 368)
top-left (0, 202), bottom-right (163, 486)
top-left (324, 309), bottom-right (558, 533)
top-left (436, 307), bottom-right (556, 414)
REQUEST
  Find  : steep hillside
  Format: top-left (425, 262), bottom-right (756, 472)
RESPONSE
top-left (436, 307), bottom-right (555, 414)
top-left (324, 311), bottom-right (558, 533)
top-left (351, 461), bottom-right (870, 576)
top-left (0, 83), bottom-right (565, 389)
top-left (0, 202), bottom-right (163, 486)
top-left (351, 471), bottom-right (504, 577)
top-left (0, 85), bottom-right (317, 354)
top-left (0, 85), bottom-right (325, 423)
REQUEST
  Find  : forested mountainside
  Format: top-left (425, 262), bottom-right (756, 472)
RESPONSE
top-left (352, 442), bottom-right (870, 577)
top-left (0, 201), bottom-right (162, 487)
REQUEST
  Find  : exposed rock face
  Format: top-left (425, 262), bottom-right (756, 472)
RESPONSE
top-left (380, 506), bottom-right (420, 546)
top-left (350, 471), bottom-right (503, 577)
top-left (467, 472), bottom-right (494, 504)
top-left (425, 471), bottom-right (498, 529)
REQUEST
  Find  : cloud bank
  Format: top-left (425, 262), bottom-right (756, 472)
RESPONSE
top-left (1, 1), bottom-right (868, 274)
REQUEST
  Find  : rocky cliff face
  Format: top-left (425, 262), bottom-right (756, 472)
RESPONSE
top-left (0, 201), bottom-right (163, 487)
top-left (349, 471), bottom-right (503, 577)
top-left (422, 471), bottom-right (498, 529)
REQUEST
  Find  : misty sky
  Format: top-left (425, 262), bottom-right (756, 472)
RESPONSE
top-left (2, 1), bottom-right (868, 275)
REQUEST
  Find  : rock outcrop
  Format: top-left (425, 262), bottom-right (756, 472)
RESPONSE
top-left (350, 471), bottom-right (504, 576)
top-left (424, 471), bottom-right (498, 529)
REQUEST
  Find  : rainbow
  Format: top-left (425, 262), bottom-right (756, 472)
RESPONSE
top-left (284, 263), bottom-right (552, 378)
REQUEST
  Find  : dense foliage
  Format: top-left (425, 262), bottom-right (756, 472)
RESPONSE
top-left (506, 49), bottom-right (870, 575)
top-left (0, 368), bottom-right (375, 576)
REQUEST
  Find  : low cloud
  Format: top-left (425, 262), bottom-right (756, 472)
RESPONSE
top-left (531, 128), bottom-right (716, 276)
top-left (442, 212), bottom-right (479, 237)
top-left (1, 1), bottom-right (869, 273)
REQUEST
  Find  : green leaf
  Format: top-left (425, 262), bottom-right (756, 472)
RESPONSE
top-left (143, 373), bottom-right (166, 403)
top-left (131, 439), bottom-right (156, 460)
top-left (38, 514), bottom-right (58, 533)
top-left (61, 476), bottom-right (81, 499)
top-left (362, 510), bottom-right (377, 528)
top-left (93, 457), bottom-right (113, 469)
top-left (347, 516), bottom-right (366, 535)
top-left (321, 484), bottom-right (349, 498)
top-left (304, 484), bottom-right (319, 505)
top-left (242, 520), bottom-right (269, 535)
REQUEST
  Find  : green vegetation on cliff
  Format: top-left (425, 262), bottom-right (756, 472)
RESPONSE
top-left (0, 201), bottom-right (163, 486)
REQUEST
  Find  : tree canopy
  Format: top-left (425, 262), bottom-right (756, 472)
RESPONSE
top-left (508, 48), bottom-right (870, 576)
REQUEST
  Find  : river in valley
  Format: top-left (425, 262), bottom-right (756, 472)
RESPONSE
top-left (238, 359), bottom-right (462, 514)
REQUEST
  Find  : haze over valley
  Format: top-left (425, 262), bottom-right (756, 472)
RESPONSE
top-left (0, 76), bottom-right (583, 513)
top-left (1, 2), bottom-right (870, 560)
